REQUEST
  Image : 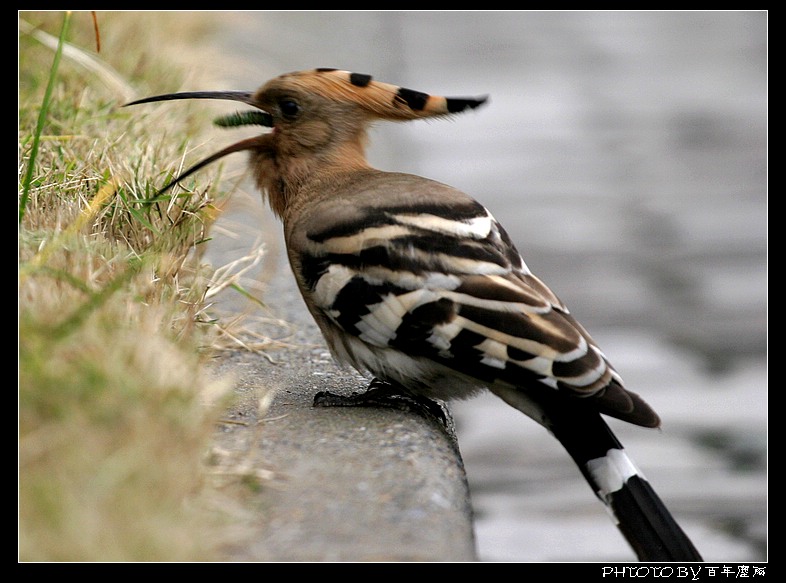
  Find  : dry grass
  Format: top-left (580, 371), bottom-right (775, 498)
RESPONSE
top-left (19, 11), bottom-right (261, 561)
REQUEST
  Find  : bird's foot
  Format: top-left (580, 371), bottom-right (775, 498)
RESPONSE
top-left (313, 378), bottom-right (451, 429)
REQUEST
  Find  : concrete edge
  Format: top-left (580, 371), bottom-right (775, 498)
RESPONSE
top-left (203, 192), bottom-right (477, 561)
top-left (209, 344), bottom-right (478, 562)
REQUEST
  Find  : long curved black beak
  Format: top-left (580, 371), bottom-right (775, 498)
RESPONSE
top-left (125, 90), bottom-right (258, 108)
top-left (123, 91), bottom-right (274, 193)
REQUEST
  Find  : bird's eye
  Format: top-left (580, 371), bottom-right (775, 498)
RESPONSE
top-left (279, 99), bottom-right (301, 120)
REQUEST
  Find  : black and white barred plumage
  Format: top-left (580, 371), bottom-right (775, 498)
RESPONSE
top-left (126, 68), bottom-right (703, 561)
top-left (292, 172), bottom-right (646, 420)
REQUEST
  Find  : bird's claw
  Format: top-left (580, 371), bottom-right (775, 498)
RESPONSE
top-left (313, 379), bottom-right (451, 430)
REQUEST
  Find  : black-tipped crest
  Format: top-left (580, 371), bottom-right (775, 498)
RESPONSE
top-left (285, 69), bottom-right (489, 119)
top-left (445, 96), bottom-right (488, 113)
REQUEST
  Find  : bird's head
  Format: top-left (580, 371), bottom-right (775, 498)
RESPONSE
top-left (124, 68), bottom-right (488, 216)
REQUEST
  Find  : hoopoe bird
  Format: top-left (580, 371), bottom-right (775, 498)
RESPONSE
top-left (126, 68), bottom-right (703, 561)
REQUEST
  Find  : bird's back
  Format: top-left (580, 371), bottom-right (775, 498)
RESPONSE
top-left (285, 168), bottom-right (660, 429)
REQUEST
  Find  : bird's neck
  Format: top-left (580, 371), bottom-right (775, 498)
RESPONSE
top-left (254, 136), bottom-right (371, 220)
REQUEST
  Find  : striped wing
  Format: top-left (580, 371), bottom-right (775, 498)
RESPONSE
top-left (294, 176), bottom-right (658, 427)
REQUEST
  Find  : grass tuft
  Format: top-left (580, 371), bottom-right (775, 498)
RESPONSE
top-left (19, 11), bottom-right (261, 561)
top-left (19, 12), bottom-right (72, 224)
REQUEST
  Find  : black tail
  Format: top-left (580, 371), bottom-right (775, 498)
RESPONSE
top-left (550, 408), bottom-right (703, 561)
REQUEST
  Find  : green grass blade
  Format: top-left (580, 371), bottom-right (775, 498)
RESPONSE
top-left (19, 11), bottom-right (72, 224)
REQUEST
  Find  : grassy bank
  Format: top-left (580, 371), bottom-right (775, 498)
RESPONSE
top-left (19, 11), bottom-right (247, 561)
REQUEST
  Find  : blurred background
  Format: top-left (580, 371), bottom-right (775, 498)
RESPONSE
top-left (129, 11), bottom-right (768, 561)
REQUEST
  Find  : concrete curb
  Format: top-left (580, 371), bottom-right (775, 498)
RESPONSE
top-left (205, 198), bottom-right (477, 562)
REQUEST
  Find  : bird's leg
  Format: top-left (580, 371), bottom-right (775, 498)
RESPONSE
top-left (313, 378), bottom-right (451, 429)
